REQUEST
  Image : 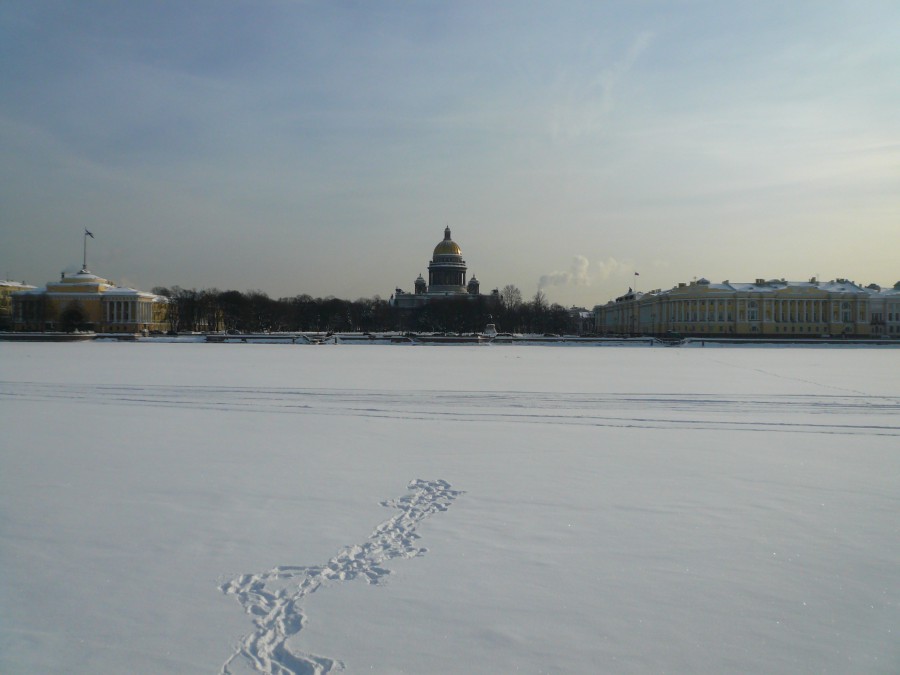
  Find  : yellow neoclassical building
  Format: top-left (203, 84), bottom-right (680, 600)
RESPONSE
top-left (12, 267), bottom-right (169, 334)
top-left (1, 280), bottom-right (37, 329)
top-left (868, 281), bottom-right (900, 337)
top-left (595, 277), bottom-right (882, 338)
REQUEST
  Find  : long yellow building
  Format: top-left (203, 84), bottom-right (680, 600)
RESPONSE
top-left (595, 277), bottom-right (897, 338)
top-left (12, 267), bottom-right (169, 334)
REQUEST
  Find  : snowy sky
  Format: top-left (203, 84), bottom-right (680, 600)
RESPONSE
top-left (1, 1), bottom-right (898, 306)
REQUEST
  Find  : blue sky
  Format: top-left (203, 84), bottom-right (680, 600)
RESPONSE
top-left (2, 1), bottom-right (898, 306)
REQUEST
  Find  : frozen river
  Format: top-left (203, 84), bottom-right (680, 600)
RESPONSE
top-left (1, 342), bottom-right (899, 674)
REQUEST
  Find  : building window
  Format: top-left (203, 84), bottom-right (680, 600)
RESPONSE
top-left (841, 302), bottom-right (851, 323)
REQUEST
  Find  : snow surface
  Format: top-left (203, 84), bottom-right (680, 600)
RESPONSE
top-left (1, 342), bottom-right (899, 674)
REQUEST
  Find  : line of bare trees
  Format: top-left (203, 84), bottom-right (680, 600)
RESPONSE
top-left (152, 285), bottom-right (580, 335)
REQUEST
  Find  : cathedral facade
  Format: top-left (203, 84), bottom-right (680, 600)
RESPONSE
top-left (391, 227), bottom-right (495, 309)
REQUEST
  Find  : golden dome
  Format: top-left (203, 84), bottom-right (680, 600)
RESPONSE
top-left (433, 226), bottom-right (462, 257)
top-left (434, 240), bottom-right (461, 256)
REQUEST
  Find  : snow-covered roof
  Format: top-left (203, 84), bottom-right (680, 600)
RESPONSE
top-left (602, 277), bottom-right (889, 306)
top-left (12, 267), bottom-right (167, 302)
top-left (102, 287), bottom-right (161, 299)
top-left (867, 282), bottom-right (900, 297)
top-left (66, 271), bottom-right (105, 282)
top-left (0, 280), bottom-right (36, 290)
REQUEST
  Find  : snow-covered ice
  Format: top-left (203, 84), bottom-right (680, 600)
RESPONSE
top-left (1, 342), bottom-right (898, 674)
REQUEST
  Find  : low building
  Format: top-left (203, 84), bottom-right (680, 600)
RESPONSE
top-left (867, 281), bottom-right (900, 337)
top-left (1, 280), bottom-right (37, 330)
top-left (567, 307), bottom-right (595, 335)
top-left (595, 277), bottom-right (892, 338)
top-left (12, 267), bottom-right (169, 334)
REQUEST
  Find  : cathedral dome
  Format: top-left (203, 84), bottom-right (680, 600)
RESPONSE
top-left (433, 227), bottom-right (462, 258)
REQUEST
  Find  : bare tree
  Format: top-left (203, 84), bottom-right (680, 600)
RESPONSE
top-left (500, 284), bottom-right (522, 308)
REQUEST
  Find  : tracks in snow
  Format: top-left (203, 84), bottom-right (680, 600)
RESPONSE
top-left (3, 381), bottom-right (899, 437)
top-left (219, 479), bottom-right (463, 675)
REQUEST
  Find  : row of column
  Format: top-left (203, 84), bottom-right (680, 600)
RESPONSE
top-left (665, 299), bottom-right (844, 324)
top-left (428, 270), bottom-right (466, 287)
top-left (667, 299), bottom-right (734, 323)
top-left (601, 297), bottom-right (866, 333)
top-left (768, 299), bottom-right (830, 324)
top-left (105, 300), bottom-right (153, 324)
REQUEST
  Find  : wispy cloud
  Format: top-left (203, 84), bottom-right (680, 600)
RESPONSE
top-left (550, 31), bottom-right (653, 140)
top-left (597, 31), bottom-right (653, 114)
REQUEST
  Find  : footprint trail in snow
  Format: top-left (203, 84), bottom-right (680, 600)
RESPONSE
top-left (220, 479), bottom-right (464, 675)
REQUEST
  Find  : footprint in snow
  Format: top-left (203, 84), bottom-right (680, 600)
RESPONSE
top-left (219, 478), bottom-right (463, 675)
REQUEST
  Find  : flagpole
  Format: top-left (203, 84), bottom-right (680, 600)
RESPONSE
top-left (82, 228), bottom-right (94, 271)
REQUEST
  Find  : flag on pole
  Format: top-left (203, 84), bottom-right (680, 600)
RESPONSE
top-left (85, 228), bottom-right (94, 238)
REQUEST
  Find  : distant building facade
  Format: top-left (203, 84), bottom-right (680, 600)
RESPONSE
top-left (567, 307), bottom-right (595, 335)
top-left (867, 281), bottom-right (900, 337)
top-left (12, 267), bottom-right (169, 334)
top-left (391, 227), bottom-right (498, 309)
top-left (595, 277), bottom-right (898, 338)
top-left (1, 280), bottom-right (37, 330)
